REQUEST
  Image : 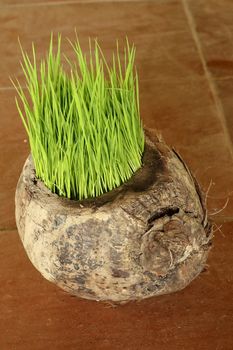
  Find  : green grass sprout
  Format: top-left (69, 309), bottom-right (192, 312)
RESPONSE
top-left (12, 34), bottom-right (145, 200)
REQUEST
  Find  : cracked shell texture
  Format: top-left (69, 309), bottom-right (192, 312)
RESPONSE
top-left (15, 130), bottom-right (212, 302)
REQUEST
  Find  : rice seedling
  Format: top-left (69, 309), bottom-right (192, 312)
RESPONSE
top-left (12, 34), bottom-right (145, 200)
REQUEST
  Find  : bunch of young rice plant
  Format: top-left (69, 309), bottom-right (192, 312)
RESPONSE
top-left (12, 34), bottom-right (145, 200)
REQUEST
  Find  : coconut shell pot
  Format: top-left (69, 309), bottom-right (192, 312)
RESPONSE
top-left (15, 129), bottom-right (212, 302)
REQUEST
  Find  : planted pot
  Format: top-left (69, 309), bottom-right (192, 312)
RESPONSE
top-left (16, 130), bottom-right (212, 302)
top-left (14, 35), bottom-right (212, 302)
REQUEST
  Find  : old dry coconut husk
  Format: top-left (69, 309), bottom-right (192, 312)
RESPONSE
top-left (15, 129), bottom-right (213, 303)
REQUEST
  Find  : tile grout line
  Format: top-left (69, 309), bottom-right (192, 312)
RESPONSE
top-left (0, 227), bottom-right (17, 233)
top-left (213, 216), bottom-right (233, 224)
top-left (0, 86), bottom-right (19, 91)
top-left (182, 0), bottom-right (233, 161)
top-left (1, 0), bottom-right (161, 9)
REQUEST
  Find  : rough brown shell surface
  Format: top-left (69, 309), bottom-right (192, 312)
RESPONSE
top-left (15, 130), bottom-right (212, 302)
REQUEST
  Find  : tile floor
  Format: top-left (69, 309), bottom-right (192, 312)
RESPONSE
top-left (0, 0), bottom-right (233, 349)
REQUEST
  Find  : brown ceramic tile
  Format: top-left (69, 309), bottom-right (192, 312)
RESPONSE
top-left (1, 0), bottom-right (89, 4)
top-left (0, 0), bottom-right (203, 88)
top-left (213, 78), bottom-right (233, 141)
top-left (140, 77), bottom-right (233, 219)
top-left (187, 0), bottom-right (233, 79)
top-left (211, 77), bottom-right (233, 214)
top-left (0, 0), bottom-right (170, 6)
top-left (0, 223), bottom-right (233, 349)
top-left (1, 0), bottom-right (157, 5)
top-left (0, 89), bottom-right (29, 229)
top-left (1, 0), bottom-right (233, 347)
